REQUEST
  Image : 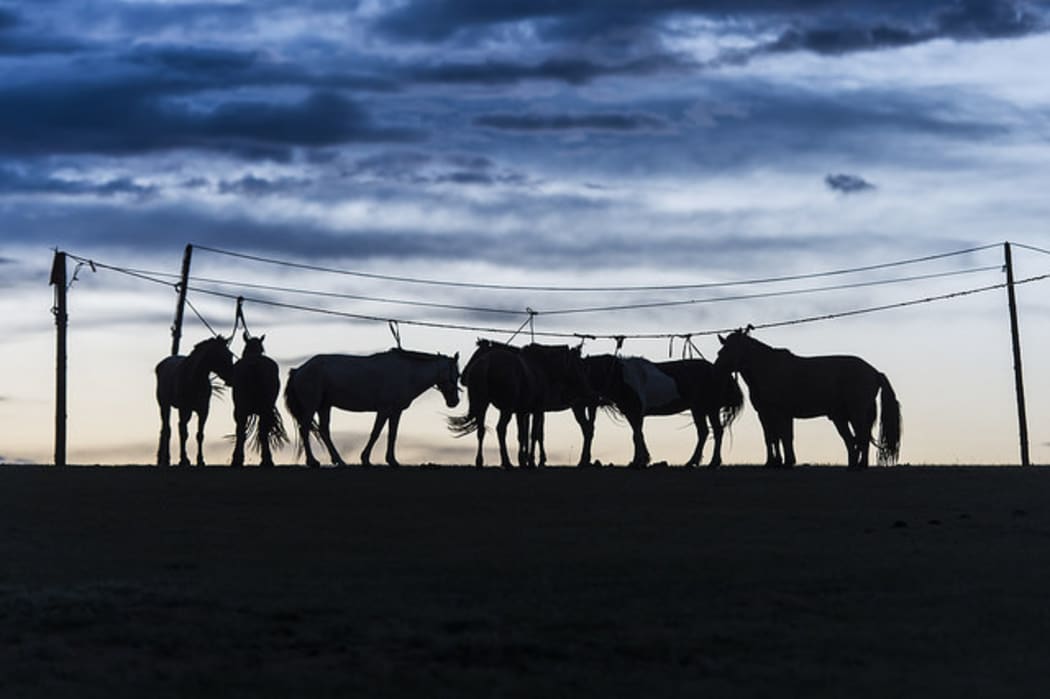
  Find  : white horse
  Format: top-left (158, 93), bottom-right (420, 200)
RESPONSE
top-left (284, 349), bottom-right (460, 467)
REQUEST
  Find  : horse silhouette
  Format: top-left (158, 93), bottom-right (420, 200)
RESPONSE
top-left (577, 355), bottom-right (744, 468)
top-left (230, 332), bottom-right (287, 467)
top-left (449, 340), bottom-right (591, 468)
top-left (155, 335), bottom-right (235, 466)
top-left (714, 328), bottom-right (901, 468)
top-left (284, 348), bottom-right (460, 467)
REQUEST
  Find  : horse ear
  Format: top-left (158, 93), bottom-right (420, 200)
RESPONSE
top-left (745, 323), bottom-right (754, 334)
top-left (454, 351), bottom-right (460, 361)
top-left (259, 334), bottom-right (266, 342)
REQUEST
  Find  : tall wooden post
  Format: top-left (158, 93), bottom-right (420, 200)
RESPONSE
top-left (170, 244), bottom-right (193, 356)
top-left (1004, 242), bottom-right (1030, 466)
top-left (49, 251), bottom-right (68, 467)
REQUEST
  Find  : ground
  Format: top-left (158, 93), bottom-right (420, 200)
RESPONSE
top-left (2, 465), bottom-right (1049, 697)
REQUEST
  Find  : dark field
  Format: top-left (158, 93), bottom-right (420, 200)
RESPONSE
top-left (3, 465), bottom-right (1050, 698)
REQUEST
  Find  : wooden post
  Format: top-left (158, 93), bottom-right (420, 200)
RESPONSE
top-left (49, 251), bottom-right (68, 467)
top-left (1004, 242), bottom-right (1030, 466)
top-left (170, 244), bottom-right (193, 356)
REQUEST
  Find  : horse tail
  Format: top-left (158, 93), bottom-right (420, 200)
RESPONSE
top-left (246, 407), bottom-right (290, 456)
top-left (283, 368), bottom-right (318, 455)
top-left (448, 370), bottom-right (487, 437)
top-left (719, 371), bottom-right (745, 429)
top-left (876, 372), bottom-right (901, 465)
top-left (600, 403), bottom-right (626, 424)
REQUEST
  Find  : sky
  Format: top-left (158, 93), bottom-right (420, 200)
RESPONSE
top-left (3, 0), bottom-right (1050, 466)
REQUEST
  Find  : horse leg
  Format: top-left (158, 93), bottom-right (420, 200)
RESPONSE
top-left (177, 408), bottom-right (192, 467)
top-left (474, 402), bottom-right (489, 469)
top-left (299, 411), bottom-right (321, 468)
top-left (757, 411), bottom-right (780, 468)
top-left (516, 412), bottom-right (533, 468)
top-left (496, 410), bottom-right (514, 469)
top-left (572, 405), bottom-right (594, 467)
top-left (851, 405), bottom-right (876, 468)
top-left (830, 414), bottom-right (856, 468)
top-left (317, 405), bottom-right (347, 467)
top-left (530, 412), bottom-right (546, 468)
top-left (628, 412), bottom-right (650, 469)
top-left (195, 406), bottom-right (209, 467)
top-left (231, 409), bottom-right (247, 468)
top-left (707, 407), bottom-right (725, 469)
top-left (361, 412), bottom-right (387, 467)
top-left (384, 411), bottom-right (402, 468)
top-left (780, 418), bottom-right (796, 468)
top-left (157, 404), bottom-right (172, 467)
top-left (685, 407), bottom-right (708, 468)
top-left (259, 411), bottom-right (275, 468)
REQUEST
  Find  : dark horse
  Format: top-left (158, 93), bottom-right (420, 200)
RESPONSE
top-left (230, 332), bottom-right (288, 467)
top-left (576, 355), bottom-right (744, 468)
top-left (155, 336), bottom-right (235, 466)
top-left (285, 349), bottom-right (460, 467)
top-left (449, 340), bottom-right (591, 468)
top-left (714, 328), bottom-right (901, 468)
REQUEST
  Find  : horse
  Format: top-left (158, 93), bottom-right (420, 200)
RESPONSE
top-left (714, 327), bottom-right (901, 468)
top-left (155, 335), bottom-right (235, 466)
top-left (284, 348), bottom-right (460, 467)
top-left (230, 332), bottom-right (288, 467)
top-left (449, 340), bottom-right (592, 468)
top-left (575, 355), bottom-right (744, 468)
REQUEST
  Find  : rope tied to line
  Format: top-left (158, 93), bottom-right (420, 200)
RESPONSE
top-left (388, 320), bottom-right (402, 349)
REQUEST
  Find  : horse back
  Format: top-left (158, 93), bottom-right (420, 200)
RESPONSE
top-left (232, 354), bottom-right (281, 406)
top-left (750, 352), bottom-right (881, 418)
top-left (621, 358), bottom-right (681, 414)
top-left (465, 348), bottom-right (542, 411)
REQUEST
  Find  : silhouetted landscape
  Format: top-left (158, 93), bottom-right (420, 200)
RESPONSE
top-left (4, 464), bottom-right (1049, 697)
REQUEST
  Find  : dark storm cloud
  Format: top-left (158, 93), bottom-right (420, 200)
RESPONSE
top-left (408, 54), bottom-right (687, 86)
top-left (763, 1), bottom-right (1046, 55)
top-left (217, 175), bottom-right (312, 196)
top-left (825, 173), bottom-right (876, 193)
top-left (475, 112), bottom-right (664, 131)
top-left (375, 1), bottom-right (1049, 55)
top-left (127, 44), bottom-right (398, 92)
top-left (0, 84), bottom-right (418, 159)
top-left (0, 5), bottom-right (82, 54)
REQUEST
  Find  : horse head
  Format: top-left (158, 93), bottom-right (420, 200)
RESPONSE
top-left (194, 335), bottom-right (235, 384)
top-left (241, 331), bottom-right (266, 358)
top-left (715, 327), bottom-right (755, 374)
top-left (436, 352), bottom-right (461, 408)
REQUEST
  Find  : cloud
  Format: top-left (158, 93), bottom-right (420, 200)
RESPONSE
top-left (407, 54), bottom-right (687, 86)
top-left (217, 175), bottom-right (312, 196)
top-left (343, 150), bottom-right (528, 186)
top-left (375, 1), bottom-right (1050, 61)
top-left (763, 2), bottom-right (1047, 56)
top-left (825, 173), bottom-right (876, 194)
top-left (474, 112), bottom-right (664, 131)
top-left (0, 85), bottom-right (419, 159)
top-left (0, 167), bottom-right (155, 198)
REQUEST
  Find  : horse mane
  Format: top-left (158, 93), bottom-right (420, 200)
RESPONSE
top-left (387, 347), bottom-right (443, 361)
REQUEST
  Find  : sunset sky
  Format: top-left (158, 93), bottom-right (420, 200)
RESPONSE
top-left (2, 1), bottom-right (1050, 466)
